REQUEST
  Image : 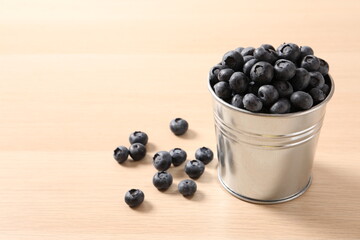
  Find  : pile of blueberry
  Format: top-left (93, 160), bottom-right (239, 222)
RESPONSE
top-left (114, 118), bottom-right (214, 208)
top-left (209, 43), bottom-right (332, 113)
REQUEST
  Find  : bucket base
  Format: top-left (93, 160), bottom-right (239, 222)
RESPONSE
top-left (218, 174), bottom-right (312, 204)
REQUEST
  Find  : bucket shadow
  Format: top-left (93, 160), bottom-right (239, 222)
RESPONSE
top-left (260, 163), bottom-right (360, 238)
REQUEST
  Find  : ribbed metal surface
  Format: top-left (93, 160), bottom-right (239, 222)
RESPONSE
top-left (209, 75), bottom-right (335, 204)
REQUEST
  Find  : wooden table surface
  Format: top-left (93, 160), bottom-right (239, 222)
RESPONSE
top-left (1, 1), bottom-right (360, 239)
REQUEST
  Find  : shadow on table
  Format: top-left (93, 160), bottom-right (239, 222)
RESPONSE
top-left (120, 154), bottom-right (153, 168)
top-left (177, 129), bottom-right (197, 140)
top-left (260, 163), bottom-right (360, 238)
top-left (132, 200), bottom-right (153, 213)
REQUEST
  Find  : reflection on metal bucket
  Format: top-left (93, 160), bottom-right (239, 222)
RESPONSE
top-left (209, 75), bottom-right (334, 204)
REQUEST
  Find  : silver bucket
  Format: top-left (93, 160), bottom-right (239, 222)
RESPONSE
top-left (209, 75), bottom-right (334, 204)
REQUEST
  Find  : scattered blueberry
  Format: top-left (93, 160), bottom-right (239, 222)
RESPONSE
top-left (243, 93), bottom-right (263, 112)
top-left (170, 118), bottom-right (189, 136)
top-left (272, 80), bottom-right (293, 97)
top-left (277, 43), bottom-right (301, 63)
top-left (308, 71), bottom-right (325, 89)
top-left (231, 94), bottom-right (244, 109)
top-left (258, 85), bottom-right (279, 106)
top-left (178, 179), bottom-right (197, 196)
top-left (274, 59), bottom-right (296, 81)
top-left (290, 91), bottom-right (313, 110)
top-left (129, 131), bottom-right (148, 145)
top-left (222, 50), bottom-right (244, 71)
top-left (195, 147), bottom-right (214, 165)
top-left (241, 47), bottom-right (255, 56)
top-left (153, 151), bottom-right (172, 171)
top-left (243, 58), bottom-right (259, 76)
top-left (153, 171), bottom-right (173, 191)
top-left (318, 58), bottom-right (329, 76)
top-left (169, 148), bottom-right (187, 166)
top-left (309, 88), bottom-right (326, 103)
top-left (250, 61), bottom-right (274, 85)
top-left (129, 143), bottom-right (146, 161)
top-left (301, 55), bottom-right (320, 72)
top-left (124, 189), bottom-right (145, 207)
top-left (289, 68), bottom-right (310, 91)
top-left (113, 146), bottom-right (129, 164)
top-left (270, 98), bottom-right (291, 114)
top-left (214, 81), bottom-right (232, 100)
top-left (218, 68), bottom-right (235, 82)
top-left (185, 160), bottom-right (205, 179)
top-left (229, 72), bottom-right (248, 94)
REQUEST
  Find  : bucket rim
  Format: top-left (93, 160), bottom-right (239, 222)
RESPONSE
top-left (208, 74), bottom-right (335, 118)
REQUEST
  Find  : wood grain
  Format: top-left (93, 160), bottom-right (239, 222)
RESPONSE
top-left (0, 1), bottom-right (360, 239)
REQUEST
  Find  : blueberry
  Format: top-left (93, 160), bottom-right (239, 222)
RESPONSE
top-left (250, 61), bottom-right (274, 85)
top-left (258, 85), bottom-right (279, 106)
top-left (214, 81), bottom-right (232, 100)
top-left (234, 47), bottom-right (244, 55)
top-left (170, 118), bottom-right (189, 136)
top-left (318, 58), bottom-right (329, 76)
top-left (129, 131), bottom-right (148, 145)
top-left (289, 68), bottom-right (310, 91)
top-left (243, 93), bottom-right (263, 112)
top-left (241, 47), bottom-right (255, 56)
top-left (308, 71), bottom-right (325, 89)
top-left (209, 64), bottom-right (224, 86)
top-left (321, 84), bottom-right (330, 95)
top-left (212, 64), bottom-right (227, 77)
top-left (309, 88), bottom-right (326, 103)
top-left (153, 151), bottom-right (172, 171)
top-left (152, 171), bottom-right (173, 190)
top-left (243, 58), bottom-right (259, 76)
top-left (253, 47), bottom-right (278, 64)
top-left (272, 80), bottom-right (293, 98)
top-left (124, 189), bottom-right (144, 208)
top-left (129, 143), bottom-right (146, 161)
top-left (178, 179), bottom-right (197, 196)
top-left (222, 50), bottom-right (244, 71)
top-left (217, 68), bottom-right (235, 82)
top-left (169, 148), bottom-right (187, 166)
top-left (290, 91), bottom-right (313, 110)
top-left (243, 55), bottom-right (255, 63)
top-left (300, 46), bottom-right (314, 60)
top-left (113, 146), bottom-right (129, 164)
top-left (260, 44), bottom-right (275, 51)
top-left (195, 147), bottom-right (214, 165)
top-left (185, 160), bottom-right (205, 179)
top-left (270, 98), bottom-right (291, 114)
top-left (301, 55), bottom-right (320, 72)
top-left (231, 94), bottom-right (244, 109)
top-left (277, 43), bottom-right (301, 63)
top-left (229, 72), bottom-right (248, 94)
top-left (274, 59), bottom-right (296, 81)
top-left (247, 81), bottom-right (261, 95)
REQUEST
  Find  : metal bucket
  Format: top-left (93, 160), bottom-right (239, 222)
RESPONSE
top-left (209, 75), bottom-right (334, 204)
